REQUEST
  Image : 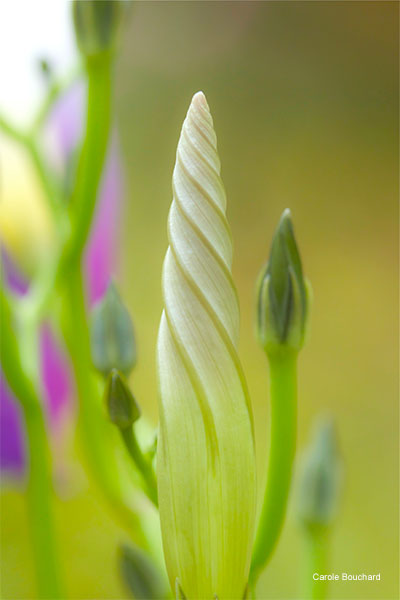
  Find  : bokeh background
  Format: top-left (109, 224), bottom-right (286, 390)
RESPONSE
top-left (0, 1), bottom-right (398, 599)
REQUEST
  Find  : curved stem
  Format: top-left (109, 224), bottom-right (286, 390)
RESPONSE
top-left (0, 287), bottom-right (64, 598)
top-left (121, 427), bottom-right (158, 507)
top-left (0, 114), bottom-right (62, 223)
top-left (250, 353), bottom-right (297, 582)
top-left (63, 52), bottom-right (112, 269)
top-left (304, 528), bottom-right (329, 599)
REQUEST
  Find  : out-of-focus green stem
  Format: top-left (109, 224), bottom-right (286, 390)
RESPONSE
top-left (0, 288), bottom-right (64, 599)
top-left (121, 427), bottom-right (158, 507)
top-left (57, 51), bottom-right (146, 539)
top-left (31, 67), bottom-right (81, 135)
top-left (304, 528), bottom-right (329, 600)
top-left (250, 353), bottom-right (297, 583)
top-left (25, 406), bottom-right (64, 599)
top-left (63, 52), bottom-right (112, 269)
top-left (0, 115), bottom-right (62, 224)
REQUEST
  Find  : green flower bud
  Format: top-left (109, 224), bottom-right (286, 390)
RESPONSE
top-left (297, 418), bottom-right (342, 530)
top-left (104, 369), bottom-right (140, 429)
top-left (72, 0), bottom-right (126, 58)
top-left (257, 209), bottom-right (310, 355)
top-left (90, 282), bottom-right (136, 376)
top-left (119, 543), bottom-right (167, 600)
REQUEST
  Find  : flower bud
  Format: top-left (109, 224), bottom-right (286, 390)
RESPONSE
top-left (157, 92), bottom-right (256, 599)
top-left (297, 418), bottom-right (342, 530)
top-left (257, 209), bottom-right (310, 355)
top-left (72, 0), bottom-right (126, 58)
top-left (104, 369), bottom-right (140, 429)
top-left (90, 282), bottom-right (136, 376)
top-left (119, 543), bottom-right (166, 600)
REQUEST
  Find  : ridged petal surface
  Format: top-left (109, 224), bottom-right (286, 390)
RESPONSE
top-left (157, 92), bottom-right (256, 600)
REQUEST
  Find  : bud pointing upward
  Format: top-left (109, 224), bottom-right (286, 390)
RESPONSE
top-left (257, 209), bottom-right (310, 355)
top-left (157, 91), bottom-right (256, 599)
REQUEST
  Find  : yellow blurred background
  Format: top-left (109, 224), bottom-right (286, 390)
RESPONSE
top-left (1, 2), bottom-right (398, 599)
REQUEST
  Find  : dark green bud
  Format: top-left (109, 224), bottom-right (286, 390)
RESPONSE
top-left (176, 579), bottom-right (187, 600)
top-left (38, 58), bottom-right (52, 80)
top-left (119, 543), bottom-right (167, 600)
top-left (257, 209), bottom-right (310, 354)
top-left (73, 0), bottom-right (126, 58)
top-left (90, 282), bottom-right (136, 376)
top-left (297, 418), bottom-right (342, 530)
top-left (104, 369), bottom-right (140, 429)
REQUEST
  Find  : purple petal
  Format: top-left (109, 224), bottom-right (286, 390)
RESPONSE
top-left (0, 374), bottom-right (25, 476)
top-left (47, 83), bottom-right (84, 162)
top-left (84, 138), bottom-right (122, 305)
top-left (1, 83), bottom-right (122, 478)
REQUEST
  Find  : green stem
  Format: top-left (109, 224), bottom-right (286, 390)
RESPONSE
top-left (25, 406), bottom-right (64, 599)
top-left (121, 427), bottom-right (158, 507)
top-left (0, 114), bottom-right (62, 223)
top-left (250, 353), bottom-right (297, 582)
top-left (304, 528), bottom-right (329, 600)
top-left (55, 51), bottom-right (148, 537)
top-left (0, 288), bottom-right (64, 598)
top-left (63, 52), bottom-right (112, 269)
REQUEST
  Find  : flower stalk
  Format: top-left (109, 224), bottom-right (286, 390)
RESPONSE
top-left (251, 209), bottom-right (311, 583)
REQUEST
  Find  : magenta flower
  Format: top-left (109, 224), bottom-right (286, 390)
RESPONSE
top-left (0, 83), bottom-right (122, 476)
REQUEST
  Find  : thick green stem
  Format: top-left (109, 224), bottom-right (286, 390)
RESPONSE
top-left (304, 528), bottom-right (329, 600)
top-left (0, 288), bottom-right (64, 598)
top-left (250, 353), bottom-right (297, 582)
top-left (25, 406), bottom-right (64, 599)
top-left (121, 427), bottom-right (158, 507)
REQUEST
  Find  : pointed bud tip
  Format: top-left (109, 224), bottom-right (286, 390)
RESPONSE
top-left (90, 281), bottom-right (136, 376)
top-left (297, 416), bottom-right (342, 529)
top-left (192, 90), bottom-right (208, 108)
top-left (281, 207), bottom-right (292, 223)
top-left (256, 208), bottom-right (309, 353)
top-left (189, 91), bottom-right (211, 120)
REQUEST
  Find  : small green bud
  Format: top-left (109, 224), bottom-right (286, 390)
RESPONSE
top-left (90, 282), bottom-right (136, 376)
top-left (297, 418), bottom-right (342, 530)
top-left (72, 0), bottom-right (126, 58)
top-left (257, 209), bottom-right (310, 354)
top-left (119, 544), bottom-right (167, 600)
top-left (104, 369), bottom-right (140, 429)
top-left (175, 579), bottom-right (187, 600)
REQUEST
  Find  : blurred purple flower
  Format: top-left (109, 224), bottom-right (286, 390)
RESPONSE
top-left (0, 374), bottom-right (25, 477)
top-left (0, 82), bottom-right (122, 477)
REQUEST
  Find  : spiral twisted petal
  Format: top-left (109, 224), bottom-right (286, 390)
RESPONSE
top-left (157, 92), bottom-right (256, 599)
